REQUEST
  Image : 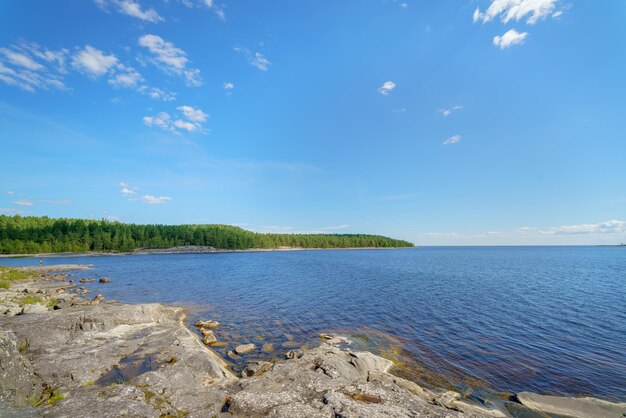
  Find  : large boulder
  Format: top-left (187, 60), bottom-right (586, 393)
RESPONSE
top-left (517, 392), bottom-right (626, 418)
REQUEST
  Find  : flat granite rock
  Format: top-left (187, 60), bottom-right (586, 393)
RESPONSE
top-left (517, 392), bottom-right (626, 418)
top-left (1, 303), bottom-right (236, 417)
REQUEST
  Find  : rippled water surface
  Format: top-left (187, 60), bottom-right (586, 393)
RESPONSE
top-left (4, 247), bottom-right (625, 401)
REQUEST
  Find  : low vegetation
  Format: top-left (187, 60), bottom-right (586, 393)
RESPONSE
top-left (0, 215), bottom-right (413, 254)
top-left (0, 266), bottom-right (36, 288)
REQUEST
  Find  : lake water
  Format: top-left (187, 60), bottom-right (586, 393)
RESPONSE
top-left (3, 246), bottom-right (625, 402)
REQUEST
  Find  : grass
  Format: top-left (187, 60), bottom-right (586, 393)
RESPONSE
top-left (21, 295), bottom-right (44, 305)
top-left (47, 298), bottom-right (58, 308)
top-left (0, 266), bottom-right (37, 290)
top-left (47, 390), bottom-right (65, 405)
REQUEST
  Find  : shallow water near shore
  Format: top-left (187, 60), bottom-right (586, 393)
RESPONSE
top-left (4, 246), bottom-right (625, 402)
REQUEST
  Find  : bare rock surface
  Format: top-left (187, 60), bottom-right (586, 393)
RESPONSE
top-left (517, 392), bottom-right (626, 418)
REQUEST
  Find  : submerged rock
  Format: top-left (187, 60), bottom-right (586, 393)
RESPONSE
top-left (261, 342), bottom-right (274, 352)
top-left (234, 343), bottom-right (256, 355)
top-left (195, 319), bottom-right (220, 328)
top-left (98, 277), bottom-right (111, 283)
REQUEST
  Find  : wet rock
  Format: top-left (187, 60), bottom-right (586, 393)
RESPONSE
top-left (517, 391), bottom-right (626, 418)
top-left (78, 278), bottom-right (95, 283)
top-left (92, 294), bottom-right (105, 304)
top-left (286, 349), bottom-right (304, 360)
top-left (261, 342), bottom-right (274, 353)
top-left (234, 343), bottom-right (256, 355)
top-left (202, 331), bottom-right (217, 345)
top-left (227, 350), bottom-right (240, 360)
top-left (195, 319), bottom-right (219, 328)
top-left (98, 277), bottom-right (111, 283)
top-left (20, 304), bottom-right (48, 315)
top-left (241, 361), bottom-right (273, 378)
top-left (281, 341), bottom-right (300, 349)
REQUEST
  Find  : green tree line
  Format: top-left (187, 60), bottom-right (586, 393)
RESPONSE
top-left (0, 215), bottom-right (413, 254)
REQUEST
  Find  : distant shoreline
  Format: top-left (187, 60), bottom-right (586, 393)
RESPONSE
top-left (0, 245), bottom-right (409, 259)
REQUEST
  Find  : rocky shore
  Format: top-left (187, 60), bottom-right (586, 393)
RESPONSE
top-left (1, 267), bottom-right (625, 418)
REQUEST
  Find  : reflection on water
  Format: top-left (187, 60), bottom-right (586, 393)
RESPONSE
top-left (3, 246), bottom-right (625, 402)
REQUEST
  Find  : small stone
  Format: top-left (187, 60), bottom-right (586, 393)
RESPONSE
top-left (234, 343), bottom-right (256, 355)
top-left (227, 350), bottom-right (240, 360)
top-left (203, 332), bottom-right (217, 345)
top-left (285, 349), bottom-right (304, 360)
top-left (79, 278), bottom-right (95, 283)
top-left (241, 361), bottom-right (272, 378)
top-left (261, 343), bottom-right (274, 353)
top-left (210, 341), bottom-right (228, 347)
top-left (99, 277), bottom-right (111, 283)
top-left (92, 294), bottom-right (105, 304)
top-left (195, 320), bottom-right (220, 328)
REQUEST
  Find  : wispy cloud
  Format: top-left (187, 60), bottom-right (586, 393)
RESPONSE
top-left (0, 208), bottom-right (25, 215)
top-left (378, 80), bottom-right (396, 96)
top-left (473, 0), bottom-right (561, 25)
top-left (118, 182), bottom-right (138, 196)
top-left (131, 195), bottom-right (172, 204)
top-left (5, 191), bottom-right (15, 195)
top-left (223, 81), bottom-right (234, 90)
top-left (94, 0), bottom-right (163, 23)
top-left (493, 29), bottom-right (528, 49)
top-left (117, 182), bottom-right (171, 204)
top-left (139, 34), bottom-right (202, 86)
top-left (0, 43), bottom-right (68, 92)
top-left (234, 46), bottom-right (271, 71)
top-left (540, 220), bottom-right (626, 235)
top-left (439, 105), bottom-right (463, 117)
top-left (12, 199), bottom-right (33, 206)
top-left (202, 0), bottom-right (226, 20)
top-left (443, 134), bottom-right (462, 145)
top-left (40, 199), bottom-right (72, 205)
top-left (143, 105), bottom-right (209, 133)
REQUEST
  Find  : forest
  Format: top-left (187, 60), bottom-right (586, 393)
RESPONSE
top-left (0, 215), bottom-right (413, 254)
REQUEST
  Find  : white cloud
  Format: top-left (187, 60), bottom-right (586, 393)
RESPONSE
top-left (141, 87), bottom-right (177, 101)
top-left (443, 134), bottom-right (462, 145)
top-left (144, 105), bottom-right (208, 133)
top-left (378, 80), bottom-right (396, 96)
top-left (5, 191), bottom-right (15, 195)
top-left (108, 64), bottom-right (143, 88)
top-left (223, 81), bottom-right (234, 90)
top-left (94, 0), bottom-right (163, 22)
top-left (13, 199), bottom-right (33, 206)
top-left (0, 48), bottom-right (44, 71)
top-left (132, 195), bottom-right (172, 204)
top-left (493, 29), bottom-right (528, 49)
top-left (72, 45), bottom-right (118, 77)
top-left (173, 119), bottom-right (198, 131)
top-left (203, 0), bottom-right (226, 20)
top-left (0, 208), bottom-right (25, 215)
top-left (143, 112), bottom-right (174, 131)
top-left (399, 3), bottom-right (408, 9)
top-left (40, 199), bottom-right (72, 205)
top-left (234, 46), bottom-right (271, 71)
top-left (473, 0), bottom-right (560, 25)
top-left (177, 105), bottom-right (208, 123)
top-left (118, 182), bottom-right (139, 196)
top-left (0, 44), bottom-right (68, 92)
top-left (138, 34), bottom-right (202, 86)
top-left (117, 0), bottom-right (163, 22)
top-left (439, 105), bottom-right (463, 117)
top-left (540, 220), bottom-right (626, 235)
top-left (552, 10), bottom-right (562, 17)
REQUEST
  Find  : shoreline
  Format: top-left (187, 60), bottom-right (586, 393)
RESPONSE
top-left (1, 266), bottom-right (625, 417)
top-left (0, 245), bottom-right (412, 259)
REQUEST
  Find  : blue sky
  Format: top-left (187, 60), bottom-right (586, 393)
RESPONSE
top-left (1, 0), bottom-right (625, 245)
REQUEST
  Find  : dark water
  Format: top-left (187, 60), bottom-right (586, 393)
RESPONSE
top-left (3, 247), bottom-right (625, 402)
